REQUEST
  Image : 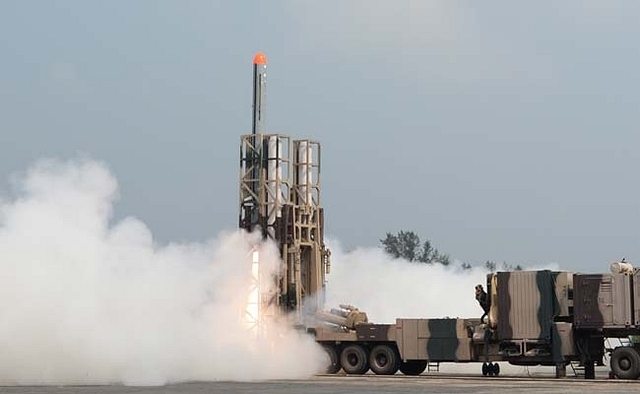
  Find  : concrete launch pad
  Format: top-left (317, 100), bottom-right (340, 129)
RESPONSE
top-left (0, 373), bottom-right (636, 394)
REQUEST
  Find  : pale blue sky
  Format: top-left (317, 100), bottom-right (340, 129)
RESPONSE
top-left (2, 1), bottom-right (640, 271)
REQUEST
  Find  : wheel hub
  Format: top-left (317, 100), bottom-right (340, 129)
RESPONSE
top-left (620, 358), bottom-right (631, 370)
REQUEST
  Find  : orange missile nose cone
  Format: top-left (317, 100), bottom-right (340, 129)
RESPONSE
top-left (253, 52), bottom-right (267, 65)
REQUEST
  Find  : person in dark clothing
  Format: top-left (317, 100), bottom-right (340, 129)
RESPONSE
top-left (475, 284), bottom-right (490, 323)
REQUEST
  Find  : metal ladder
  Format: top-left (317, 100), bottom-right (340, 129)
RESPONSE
top-left (569, 361), bottom-right (585, 377)
top-left (427, 362), bottom-right (440, 372)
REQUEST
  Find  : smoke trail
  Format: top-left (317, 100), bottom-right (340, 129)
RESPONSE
top-left (0, 158), bottom-right (325, 385)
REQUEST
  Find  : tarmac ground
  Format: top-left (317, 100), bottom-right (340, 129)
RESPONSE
top-left (0, 371), bottom-right (638, 394)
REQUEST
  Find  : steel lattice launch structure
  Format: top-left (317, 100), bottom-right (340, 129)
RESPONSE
top-left (239, 52), bottom-right (331, 323)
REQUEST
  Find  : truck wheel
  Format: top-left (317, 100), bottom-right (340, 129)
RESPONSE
top-left (323, 345), bottom-right (341, 374)
top-left (340, 344), bottom-right (369, 375)
top-left (399, 360), bottom-right (427, 376)
top-left (369, 345), bottom-right (399, 375)
top-left (611, 347), bottom-right (640, 380)
top-left (486, 362), bottom-right (499, 376)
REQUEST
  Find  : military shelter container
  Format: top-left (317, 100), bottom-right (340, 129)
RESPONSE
top-left (574, 274), bottom-right (632, 328)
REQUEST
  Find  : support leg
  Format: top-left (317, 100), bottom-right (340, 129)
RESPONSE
top-left (584, 361), bottom-right (595, 380)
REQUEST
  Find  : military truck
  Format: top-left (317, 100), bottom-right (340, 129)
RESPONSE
top-left (313, 265), bottom-right (640, 380)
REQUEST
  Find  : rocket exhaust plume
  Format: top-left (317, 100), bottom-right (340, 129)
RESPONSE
top-left (0, 158), bottom-right (326, 386)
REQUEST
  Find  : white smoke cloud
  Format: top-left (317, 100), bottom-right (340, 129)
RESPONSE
top-left (0, 157), bottom-right (572, 384)
top-left (325, 240), bottom-right (487, 323)
top-left (0, 158), bottom-right (325, 386)
top-left (325, 239), bottom-right (561, 324)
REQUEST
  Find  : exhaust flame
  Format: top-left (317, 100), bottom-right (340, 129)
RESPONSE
top-left (243, 250), bottom-right (262, 337)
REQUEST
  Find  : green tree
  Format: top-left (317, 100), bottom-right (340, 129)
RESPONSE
top-left (380, 231), bottom-right (450, 266)
top-left (502, 262), bottom-right (523, 271)
top-left (380, 232), bottom-right (401, 259)
top-left (484, 260), bottom-right (523, 272)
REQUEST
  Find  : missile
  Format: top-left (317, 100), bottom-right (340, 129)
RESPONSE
top-left (252, 52), bottom-right (267, 135)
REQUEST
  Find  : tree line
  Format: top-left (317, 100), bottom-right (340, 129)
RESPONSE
top-left (380, 230), bottom-right (523, 272)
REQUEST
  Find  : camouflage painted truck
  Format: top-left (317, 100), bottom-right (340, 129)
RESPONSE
top-left (313, 264), bottom-right (640, 380)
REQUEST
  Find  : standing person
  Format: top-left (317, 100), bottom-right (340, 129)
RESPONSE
top-left (475, 284), bottom-right (490, 323)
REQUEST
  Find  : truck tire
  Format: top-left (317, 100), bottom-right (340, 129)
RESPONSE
top-left (340, 344), bottom-right (369, 375)
top-left (323, 345), bottom-right (341, 374)
top-left (485, 362), bottom-right (500, 376)
top-left (611, 347), bottom-right (640, 380)
top-left (399, 360), bottom-right (427, 376)
top-left (369, 345), bottom-right (399, 375)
